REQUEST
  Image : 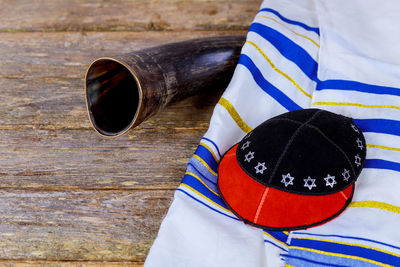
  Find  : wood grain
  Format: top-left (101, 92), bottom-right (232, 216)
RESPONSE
top-left (0, 96), bottom-right (218, 190)
top-left (0, 189), bottom-right (173, 262)
top-left (0, 0), bottom-right (260, 32)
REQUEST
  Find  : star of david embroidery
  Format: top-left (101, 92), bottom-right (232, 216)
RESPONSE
top-left (351, 124), bottom-right (359, 133)
top-left (244, 151), bottom-right (255, 162)
top-left (356, 138), bottom-right (363, 150)
top-left (354, 154), bottom-right (362, 167)
top-left (241, 140), bottom-right (251, 150)
top-left (304, 176), bottom-right (316, 190)
top-left (254, 162), bottom-right (267, 174)
top-left (342, 168), bottom-right (350, 182)
top-left (281, 173), bottom-right (295, 187)
top-left (324, 174), bottom-right (337, 188)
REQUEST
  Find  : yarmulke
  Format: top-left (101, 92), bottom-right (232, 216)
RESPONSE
top-left (217, 109), bottom-right (366, 230)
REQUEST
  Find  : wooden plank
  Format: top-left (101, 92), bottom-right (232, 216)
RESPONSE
top-left (0, 31), bottom-right (226, 189)
top-left (0, 0), bottom-right (260, 32)
top-left (0, 96), bottom-right (217, 190)
top-left (0, 189), bottom-right (174, 262)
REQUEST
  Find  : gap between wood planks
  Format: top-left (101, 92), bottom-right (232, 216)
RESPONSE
top-left (0, 186), bottom-right (177, 192)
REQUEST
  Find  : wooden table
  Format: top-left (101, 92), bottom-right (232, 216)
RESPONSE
top-left (0, 1), bottom-right (259, 266)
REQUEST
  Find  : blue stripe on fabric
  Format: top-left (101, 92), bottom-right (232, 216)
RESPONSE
top-left (177, 189), bottom-right (239, 221)
top-left (186, 163), bottom-right (218, 193)
top-left (194, 145), bottom-right (218, 173)
top-left (264, 239), bottom-right (288, 252)
top-left (353, 118), bottom-right (400, 137)
top-left (282, 254), bottom-right (347, 267)
top-left (317, 79), bottom-right (400, 97)
top-left (181, 174), bottom-right (226, 209)
top-left (291, 238), bottom-right (400, 266)
top-left (288, 248), bottom-right (378, 267)
top-left (365, 159), bottom-right (400, 173)
top-left (292, 232), bottom-right (400, 251)
top-left (258, 8), bottom-right (320, 35)
top-left (189, 155), bottom-right (217, 180)
top-left (187, 162), bottom-right (217, 185)
top-left (265, 230), bottom-right (289, 244)
top-left (239, 54), bottom-right (303, 111)
top-left (201, 137), bottom-right (222, 158)
top-left (248, 22), bottom-right (319, 82)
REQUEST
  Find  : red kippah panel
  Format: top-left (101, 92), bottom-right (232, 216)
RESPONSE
top-left (218, 145), bottom-right (265, 221)
top-left (218, 145), bottom-right (353, 229)
top-left (256, 185), bottom-right (352, 228)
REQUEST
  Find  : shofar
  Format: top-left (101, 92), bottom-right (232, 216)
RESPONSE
top-left (85, 35), bottom-right (246, 137)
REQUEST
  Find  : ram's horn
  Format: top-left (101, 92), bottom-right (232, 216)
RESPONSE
top-left (85, 35), bottom-right (246, 137)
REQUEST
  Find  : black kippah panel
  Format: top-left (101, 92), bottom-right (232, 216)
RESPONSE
top-left (274, 108), bottom-right (320, 124)
top-left (307, 112), bottom-right (366, 178)
top-left (270, 126), bottom-right (355, 194)
top-left (235, 108), bottom-right (366, 196)
top-left (236, 119), bottom-right (300, 184)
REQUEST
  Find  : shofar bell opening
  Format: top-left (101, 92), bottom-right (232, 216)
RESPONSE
top-left (85, 35), bottom-right (245, 137)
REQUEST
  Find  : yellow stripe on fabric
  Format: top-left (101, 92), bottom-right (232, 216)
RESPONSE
top-left (264, 232), bottom-right (288, 248)
top-left (193, 154), bottom-right (218, 176)
top-left (185, 172), bottom-right (219, 197)
top-left (349, 201), bottom-right (400, 214)
top-left (246, 40), bottom-right (312, 99)
top-left (283, 231), bottom-right (290, 235)
top-left (258, 15), bottom-right (320, 48)
top-left (313, 101), bottom-right (400, 111)
top-left (292, 236), bottom-right (400, 258)
top-left (367, 144), bottom-right (400, 152)
top-left (288, 246), bottom-right (392, 267)
top-left (180, 183), bottom-right (231, 213)
top-left (199, 142), bottom-right (219, 162)
top-left (285, 265), bottom-right (295, 267)
top-left (218, 97), bottom-right (253, 134)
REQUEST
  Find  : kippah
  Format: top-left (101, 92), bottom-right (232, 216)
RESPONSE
top-left (217, 109), bottom-right (366, 230)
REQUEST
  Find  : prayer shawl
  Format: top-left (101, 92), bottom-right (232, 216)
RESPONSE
top-left (145, 0), bottom-right (400, 266)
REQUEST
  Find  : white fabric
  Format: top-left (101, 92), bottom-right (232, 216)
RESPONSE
top-left (144, 190), bottom-right (267, 267)
top-left (146, 0), bottom-right (400, 266)
top-left (318, 0), bottom-right (400, 86)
